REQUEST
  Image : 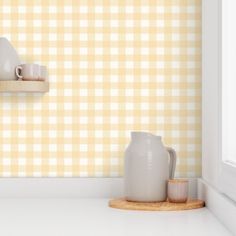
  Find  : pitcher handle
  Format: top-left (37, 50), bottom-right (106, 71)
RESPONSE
top-left (166, 147), bottom-right (176, 179)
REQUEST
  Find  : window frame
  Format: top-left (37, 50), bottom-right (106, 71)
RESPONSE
top-left (219, 0), bottom-right (236, 201)
top-left (203, 0), bottom-right (236, 201)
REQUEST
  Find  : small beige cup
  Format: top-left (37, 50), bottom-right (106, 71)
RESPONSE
top-left (168, 179), bottom-right (188, 203)
top-left (38, 65), bottom-right (48, 81)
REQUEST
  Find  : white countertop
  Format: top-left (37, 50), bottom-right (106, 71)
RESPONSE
top-left (0, 198), bottom-right (232, 236)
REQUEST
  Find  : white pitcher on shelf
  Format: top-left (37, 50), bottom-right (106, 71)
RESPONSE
top-left (0, 37), bottom-right (21, 80)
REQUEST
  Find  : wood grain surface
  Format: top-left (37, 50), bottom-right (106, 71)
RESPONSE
top-left (109, 198), bottom-right (205, 211)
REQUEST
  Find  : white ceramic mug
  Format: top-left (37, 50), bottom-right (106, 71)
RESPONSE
top-left (38, 66), bottom-right (48, 81)
top-left (15, 64), bottom-right (40, 80)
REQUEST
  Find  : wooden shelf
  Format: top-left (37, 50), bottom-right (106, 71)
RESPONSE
top-left (0, 80), bottom-right (49, 93)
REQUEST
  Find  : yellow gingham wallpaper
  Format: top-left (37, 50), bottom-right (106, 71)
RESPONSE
top-left (0, 0), bottom-right (201, 177)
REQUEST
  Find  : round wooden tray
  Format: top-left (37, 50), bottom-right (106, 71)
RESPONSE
top-left (109, 198), bottom-right (205, 211)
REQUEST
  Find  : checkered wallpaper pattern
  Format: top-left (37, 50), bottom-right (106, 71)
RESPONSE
top-left (0, 0), bottom-right (201, 177)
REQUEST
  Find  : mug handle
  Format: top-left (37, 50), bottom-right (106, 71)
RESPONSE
top-left (166, 147), bottom-right (176, 179)
top-left (15, 66), bottom-right (23, 80)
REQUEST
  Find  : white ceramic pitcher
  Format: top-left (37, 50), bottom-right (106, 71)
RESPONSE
top-left (0, 37), bottom-right (21, 80)
top-left (124, 132), bottom-right (176, 202)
